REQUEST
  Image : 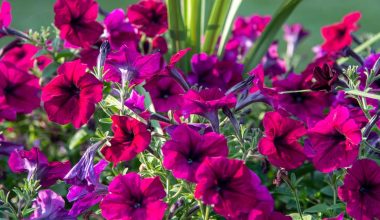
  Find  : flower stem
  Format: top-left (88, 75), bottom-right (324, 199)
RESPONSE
top-left (204, 205), bottom-right (210, 220)
top-left (281, 175), bottom-right (303, 220)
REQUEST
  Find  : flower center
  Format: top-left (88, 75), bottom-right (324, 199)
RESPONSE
top-left (290, 93), bottom-right (305, 103)
top-left (332, 131), bottom-right (346, 142)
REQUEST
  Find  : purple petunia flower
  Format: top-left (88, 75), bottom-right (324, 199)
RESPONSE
top-left (283, 23), bottom-right (309, 58)
top-left (8, 147), bottom-right (71, 187)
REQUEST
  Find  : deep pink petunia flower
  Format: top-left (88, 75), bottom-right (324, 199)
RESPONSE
top-left (321, 12), bottom-right (361, 53)
top-left (8, 147), bottom-right (71, 187)
top-left (338, 159), bottom-right (380, 220)
top-left (144, 74), bottom-right (184, 112)
top-left (258, 111), bottom-right (307, 170)
top-left (127, 0), bottom-right (168, 37)
top-left (152, 36), bottom-right (168, 54)
top-left (273, 72), bottom-right (332, 123)
top-left (195, 157), bottom-right (274, 218)
top-left (100, 172), bottom-right (167, 220)
top-left (162, 124), bottom-right (228, 182)
top-left (100, 115), bottom-right (151, 164)
top-left (41, 60), bottom-right (103, 128)
top-left (305, 106), bottom-right (362, 173)
top-left (2, 43), bottom-right (38, 70)
top-left (125, 90), bottom-right (146, 113)
top-left (188, 53), bottom-right (243, 91)
top-left (104, 8), bottom-right (138, 50)
top-left (104, 45), bottom-right (161, 85)
top-left (0, 61), bottom-right (40, 121)
top-left (0, 0), bottom-right (11, 38)
top-left (54, 0), bottom-right (103, 48)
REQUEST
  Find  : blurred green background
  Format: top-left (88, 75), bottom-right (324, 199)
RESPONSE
top-left (2, 0), bottom-right (379, 59)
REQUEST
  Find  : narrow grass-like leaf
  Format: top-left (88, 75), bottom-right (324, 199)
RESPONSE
top-left (166, 0), bottom-right (186, 52)
top-left (217, 0), bottom-right (242, 57)
top-left (185, 0), bottom-right (202, 54)
top-left (243, 0), bottom-right (303, 71)
top-left (202, 0), bottom-right (232, 54)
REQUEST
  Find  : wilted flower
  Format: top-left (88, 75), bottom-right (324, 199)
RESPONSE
top-left (41, 60), bottom-right (103, 128)
top-left (195, 157), bottom-right (274, 218)
top-left (258, 111), bottom-right (307, 170)
top-left (29, 189), bottom-right (74, 220)
top-left (100, 172), bottom-right (167, 220)
top-left (311, 63), bottom-right (339, 91)
top-left (0, 61), bottom-right (40, 121)
top-left (162, 124), bottom-right (228, 182)
top-left (104, 8), bottom-right (138, 50)
top-left (8, 147), bottom-right (71, 187)
top-left (305, 106), bottom-right (362, 172)
top-left (54, 0), bottom-right (103, 48)
top-left (321, 11), bottom-right (361, 53)
top-left (104, 45), bottom-right (161, 85)
top-left (127, 0), bottom-right (168, 37)
top-left (338, 159), bottom-right (380, 219)
top-left (100, 115), bottom-right (151, 164)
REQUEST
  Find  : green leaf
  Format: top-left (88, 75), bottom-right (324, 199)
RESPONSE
top-left (202, 0), bottom-right (232, 54)
top-left (22, 207), bottom-right (35, 216)
top-left (345, 89), bottom-right (380, 101)
top-left (69, 129), bottom-right (90, 150)
top-left (304, 203), bottom-right (329, 213)
top-left (185, 0), bottom-right (203, 54)
top-left (99, 118), bottom-right (113, 124)
top-left (42, 62), bottom-right (59, 78)
top-left (166, 0), bottom-right (187, 52)
top-left (243, 0), bottom-right (303, 71)
top-left (288, 213), bottom-right (313, 220)
top-left (217, 0), bottom-right (242, 57)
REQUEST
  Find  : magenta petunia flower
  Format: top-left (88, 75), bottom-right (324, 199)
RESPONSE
top-left (100, 172), bottom-right (167, 220)
top-left (54, 0), bottom-right (103, 48)
top-left (104, 8), bottom-right (138, 50)
top-left (0, 61), bottom-right (40, 121)
top-left (29, 189), bottom-right (75, 220)
top-left (125, 90), bottom-right (146, 113)
top-left (338, 159), bottom-right (380, 220)
top-left (144, 74), bottom-right (184, 112)
top-left (258, 111), bottom-right (307, 170)
top-left (188, 53), bottom-right (243, 91)
top-left (305, 106), bottom-right (362, 173)
top-left (195, 157), bottom-right (274, 218)
top-left (273, 72), bottom-right (332, 123)
top-left (262, 42), bottom-right (286, 77)
top-left (0, 0), bottom-right (11, 38)
top-left (152, 36), bottom-right (168, 54)
top-left (104, 45), bottom-right (161, 85)
top-left (100, 115), bottom-right (151, 164)
top-left (8, 147), bottom-right (71, 187)
top-left (127, 0), bottom-right (167, 37)
top-left (162, 124), bottom-right (228, 182)
top-left (41, 60), bottom-right (103, 128)
top-left (321, 11), bottom-right (361, 53)
top-left (2, 43), bottom-right (38, 70)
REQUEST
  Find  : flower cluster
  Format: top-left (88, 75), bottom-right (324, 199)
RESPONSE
top-left (1, 0), bottom-right (380, 220)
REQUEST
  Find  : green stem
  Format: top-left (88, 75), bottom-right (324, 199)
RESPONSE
top-left (186, 0), bottom-right (202, 54)
top-left (282, 176), bottom-right (303, 220)
top-left (204, 205), bottom-right (210, 220)
top-left (202, 0), bottom-right (232, 54)
top-left (345, 89), bottom-right (380, 101)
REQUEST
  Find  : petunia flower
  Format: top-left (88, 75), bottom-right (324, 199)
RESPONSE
top-left (104, 8), bottom-right (138, 50)
top-left (41, 60), bottom-right (103, 128)
top-left (125, 90), bottom-right (146, 113)
top-left (104, 45), bottom-right (162, 85)
top-left (152, 36), bottom-right (168, 54)
top-left (1, 43), bottom-right (38, 70)
top-left (262, 42), bottom-right (286, 78)
top-left (181, 88), bottom-right (236, 132)
top-left (188, 53), bottom-right (243, 92)
top-left (54, 0), bottom-right (103, 48)
top-left (311, 63), bottom-right (339, 91)
top-left (321, 11), bottom-right (361, 53)
top-left (0, 0), bottom-right (11, 38)
top-left (305, 106), bottom-right (362, 173)
top-left (358, 52), bottom-right (380, 91)
top-left (100, 172), bottom-right (167, 220)
top-left (195, 157), bottom-right (274, 218)
top-left (127, 0), bottom-right (168, 37)
top-left (100, 115), bottom-right (151, 164)
top-left (162, 124), bottom-right (228, 182)
top-left (338, 159), bottom-right (380, 219)
top-left (8, 147), bottom-right (71, 187)
top-left (273, 72), bottom-right (332, 123)
top-left (0, 61), bottom-right (40, 121)
top-left (258, 111), bottom-right (307, 170)
top-left (283, 23), bottom-right (309, 58)
top-left (144, 74), bottom-right (184, 112)
top-left (29, 189), bottom-right (75, 220)
top-left (67, 159), bottom-right (109, 217)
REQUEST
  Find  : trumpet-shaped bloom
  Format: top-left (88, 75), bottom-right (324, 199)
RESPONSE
top-left (0, 0), bottom-right (11, 38)
top-left (162, 124), bottom-right (228, 182)
top-left (305, 106), bottom-right (362, 172)
top-left (101, 115), bottom-right (151, 164)
top-left (41, 60), bottom-right (103, 128)
top-left (258, 111), bottom-right (307, 170)
top-left (338, 159), bottom-right (380, 220)
top-left (54, 0), bottom-right (103, 48)
top-left (100, 173), bottom-right (167, 220)
top-left (195, 157), bottom-right (274, 218)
